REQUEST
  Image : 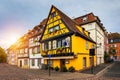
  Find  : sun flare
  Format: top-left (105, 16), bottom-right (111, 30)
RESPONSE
top-left (9, 34), bottom-right (19, 45)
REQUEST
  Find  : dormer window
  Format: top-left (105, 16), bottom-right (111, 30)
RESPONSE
top-left (51, 12), bottom-right (56, 18)
top-left (83, 17), bottom-right (87, 22)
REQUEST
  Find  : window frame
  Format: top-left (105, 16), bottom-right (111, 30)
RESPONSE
top-left (51, 12), bottom-right (56, 18)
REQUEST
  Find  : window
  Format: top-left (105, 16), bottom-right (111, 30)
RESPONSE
top-left (89, 57), bottom-right (92, 67)
top-left (62, 39), bottom-right (66, 47)
top-left (49, 41), bottom-right (51, 50)
top-left (51, 12), bottom-right (56, 18)
top-left (34, 47), bottom-right (37, 53)
top-left (20, 49), bottom-right (24, 54)
top-left (42, 43), bottom-right (44, 51)
top-left (66, 37), bottom-right (70, 47)
top-left (25, 48), bottom-right (28, 53)
top-left (38, 59), bottom-right (41, 66)
top-left (92, 44), bottom-right (95, 49)
top-left (54, 25), bottom-right (60, 31)
top-left (83, 57), bottom-right (86, 68)
top-left (48, 25), bottom-right (60, 33)
top-left (114, 44), bottom-right (117, 47)
top-left (49, 28), bottom-right (54, 33)
top-left (57, 40), bottom-right (62, 48)
top-left (24, 60), bottom-right (28, 65)
top-left (53, 40), bottom-right (56, 49)
top-left (83, 17), bottom-right (87, 22)
top-left (86, 41), bottom-right (88, 50)
top-left (37, 46), bottom-right (40, 53)
top-left (44, 42), bottom-right (48, 50)
top-left (29, 48), bottom-right (32, 54)
top-left (32, 59), bottom-right (35, 66)
top-left (111, 39), bottom-right (113, 42)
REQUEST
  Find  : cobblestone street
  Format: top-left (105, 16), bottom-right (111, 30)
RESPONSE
top-left (0, 63), bottom-right (95, 80)
top-left (0, 63), bottom-right (120, 80)
top-left (101, 61), bottom-right (120, 80)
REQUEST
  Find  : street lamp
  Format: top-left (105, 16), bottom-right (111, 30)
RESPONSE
top-left (89, 43), bottom-right (101, 74)
top-left (89, 48), bottom-right (95, 74)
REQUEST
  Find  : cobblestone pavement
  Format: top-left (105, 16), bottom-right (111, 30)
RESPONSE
top-left (101, 61), bottom-right (120, 80)
top-left (0, 63), bottom-right (120, 80)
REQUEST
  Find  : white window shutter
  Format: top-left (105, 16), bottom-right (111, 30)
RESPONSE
top-left (42, 43), bottom-right (44, 51)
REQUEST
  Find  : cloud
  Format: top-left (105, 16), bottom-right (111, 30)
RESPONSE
top-left (0, 0), bottom-right (120, 49)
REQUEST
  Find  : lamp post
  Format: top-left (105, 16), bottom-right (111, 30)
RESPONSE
top-left (89, 43), bottom-right (101, 74)
top-left (48, 54), bottom-right (51, 77)
top-left (89, 48), bottom-right (95, 74)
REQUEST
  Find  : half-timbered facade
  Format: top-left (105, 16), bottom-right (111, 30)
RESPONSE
top-left (40, 5), bottom-right (96, 71)
top-left (29, 23), bottom-right (45, 69)
top-left (7, 44), bottom-right (17, 65)
top-left (17, 35), bottom-right (29, 68)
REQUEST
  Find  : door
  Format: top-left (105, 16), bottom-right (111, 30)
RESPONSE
top-left (83, 57), bottom-right (86, 69)
top-left (60, 59), bottom-right (65, 71)
top-left (20, 60), bottom-right (22, 67)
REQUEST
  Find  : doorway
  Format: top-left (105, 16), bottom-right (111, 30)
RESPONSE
top-left (20, 60), bottom-right (22, 67)
top-left (60, 59), bottom-right (65, 71)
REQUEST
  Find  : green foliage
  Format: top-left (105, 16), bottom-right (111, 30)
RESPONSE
top-left (0, 47), bottom-right (7, 63)
top-left (104, 51), bottom-right (109, 63)
top-left (61, 66), bottom-right (68, 72)
top-left (68, 66), bottom-right (75, 72)
top-left (54, 66), bottom-right (59, 71)
top-left (32, 52), bottom-right (35, 56)
top-left (109, 47), bottom-right (116, 55)
top-left (108, 32), bottom-right (120, 39)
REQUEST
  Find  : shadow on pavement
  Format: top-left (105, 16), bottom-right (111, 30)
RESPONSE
top-left (80, 63), bottom-right (111, 75)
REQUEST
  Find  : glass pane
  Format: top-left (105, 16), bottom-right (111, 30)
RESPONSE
top-left (62, 39), bottom-right (66, 47)
top-left (49, 28), bottom-right (53, 32)
top-left (42, 43), bottom-right (44, 51)
top-left (53, 40), bottom-right (56, 49)
top-left (58, 40), bottom-right (61, 48)
top-left (49, 41), bottom-right (51, 50)
top-left (66, 37), bottom-right (70, 47)
top-left (54, 25), bottom-right (60, 30)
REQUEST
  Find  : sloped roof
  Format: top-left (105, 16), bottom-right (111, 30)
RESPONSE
top-left (40, 5), bottom-right (95, 43)
top-left (74, 13), bottom-right (105, 31)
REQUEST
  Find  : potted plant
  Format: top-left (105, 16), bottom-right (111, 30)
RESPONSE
top-left (32, 52), bottom-right (35, 56)
top-left (48, 31), bottom-right (52, 34)
top-left (54, 66), bottom-right (59, 71)
top-left (61, 66), bottom-right (68, 72)
top-left (33, 39), bottom-right (37, 44)
top-left (54, 28), bottom-right (58, 33)
top-left (43, 49), bottom-right (48, 53)
top-left (56, 47), bottom-right (62, 52)
top-left (68, 66), bottom-right (75, 72)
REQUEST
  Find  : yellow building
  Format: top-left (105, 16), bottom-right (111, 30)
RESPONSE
top-left (40, 5), bottom-right (96, 71)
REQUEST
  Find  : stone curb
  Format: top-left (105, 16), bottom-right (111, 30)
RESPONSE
top-left (95, 62), bottom-right (115, 77)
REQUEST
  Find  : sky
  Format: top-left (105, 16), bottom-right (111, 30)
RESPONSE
top-left (0, 0), bottom-right (120, 49)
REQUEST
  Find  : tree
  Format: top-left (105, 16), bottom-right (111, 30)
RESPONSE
top-left (0, 47), bottom-right (7, 63)
top-left (104, 51), bottom-right (110, 63)
top-left (109, 47), bottom-right (116, 55)
top-left (108, 32), bottom-right (120, 39)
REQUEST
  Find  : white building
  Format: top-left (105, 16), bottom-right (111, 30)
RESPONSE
top-left (29, 21), bottom-right (46, 69)
top-left (74, 13), bottom-right (105, 65)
